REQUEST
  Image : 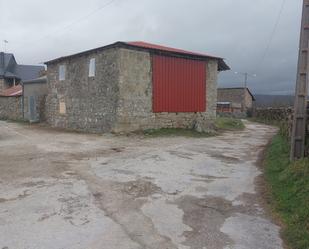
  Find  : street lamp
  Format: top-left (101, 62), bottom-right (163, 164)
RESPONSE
top-left (234, 72), bottom-right (256, 88)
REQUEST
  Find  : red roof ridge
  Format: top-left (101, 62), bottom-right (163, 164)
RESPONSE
top-left (124, 41), bottom-right (221, 59)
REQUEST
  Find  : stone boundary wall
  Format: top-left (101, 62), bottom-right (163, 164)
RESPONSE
top-left (217, 112), bottom-right (247, 119)
top-left (253, 107), bottom-right (294, 139)
top-left (253, 107), bottom-right (293, 123)
top-left (0, 96), bottom-right (23, 120)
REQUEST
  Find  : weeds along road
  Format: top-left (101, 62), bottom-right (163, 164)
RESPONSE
top-left (0, 120), bottom-right (283, 249)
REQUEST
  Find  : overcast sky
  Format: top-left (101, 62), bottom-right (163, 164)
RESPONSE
top-left (0, 0), bottom-right (302, 95)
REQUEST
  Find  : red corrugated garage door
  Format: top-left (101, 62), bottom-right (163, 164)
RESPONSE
top-left (152, 55), bottom-right (206, 113)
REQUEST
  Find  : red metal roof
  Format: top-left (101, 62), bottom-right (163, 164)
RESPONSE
top-left (0, 85), bottom-right (22, 97)
top-left (45, 41), bottom-right (229, 71)
top-left (125, 41), bottom-right (221, 59)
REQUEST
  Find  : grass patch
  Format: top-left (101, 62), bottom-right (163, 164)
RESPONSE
top-left (143, 128), bottom-right (214, 138)
top-left (265, 134), bottom-right (309, 249)
top-left (143, 118), bottom-right (244, 138)
top-left (214, 117), bottom-right (245, 131)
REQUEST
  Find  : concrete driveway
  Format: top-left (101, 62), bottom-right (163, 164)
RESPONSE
top-left (0, 120), bottom-right (283, 249)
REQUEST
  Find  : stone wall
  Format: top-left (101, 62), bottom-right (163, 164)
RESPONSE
top-left (205, 60), bottom-right (219, 118)
top-left (45, 48), bottom-right (120, 132)
top-left (245, 90), bottom-right (254, 109)
top-left (253, 107), bottom-right (293, 138)
top-left (113, 48), bottom-right (219, 133)
top-left (217, 88), bottom-right (244, 108)
top-left (217, 112), bottom-right (247, 119)
top-left (113, 48), bottom-right (152, 132)
top-left (0, 96), bottom-right (23, 120)
top-left (254, 107), bottom-right (293, 123)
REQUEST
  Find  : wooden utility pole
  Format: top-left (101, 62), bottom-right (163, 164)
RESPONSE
top-left (290, 0), bottom-right (309, 160)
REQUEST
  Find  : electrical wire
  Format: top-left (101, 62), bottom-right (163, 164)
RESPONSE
top-left (48, 0), bottom-right (118, 36)
top-left (13, 0), bottom-right (118, 48)
top-left (255, 0), bottom-right (287, 73)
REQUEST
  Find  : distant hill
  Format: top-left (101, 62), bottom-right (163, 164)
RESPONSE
top-left (254, 94), bottom-right (294, 108)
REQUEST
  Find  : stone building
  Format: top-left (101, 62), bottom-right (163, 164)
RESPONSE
top-left (44, 41), bottom-right (229, 133)
top-left (217, 87), bottom-right (255, 115)
top-left (0, 76), bottom-right (48, 122)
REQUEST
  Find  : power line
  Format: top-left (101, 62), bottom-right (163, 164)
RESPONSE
top-left (234, 71), bottom-right (257, 88)
top-left (48, 0), bottom-right (118, 36)
top-left (255, 0), bottom-right (287, 73)
top-left (13, 0), bottom-right (118, 48)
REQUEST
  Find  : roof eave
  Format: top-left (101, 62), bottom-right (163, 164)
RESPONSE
top-left (247, 89), bottom-right (256, 101)
top-left (44, 42), bottom-right (122, 65)
top-left (44, 41), bottom-right (230, 69)
top-left (22, 76), bottom-right (48, 84)
top-left (218, 59), bottom-right (230, 71)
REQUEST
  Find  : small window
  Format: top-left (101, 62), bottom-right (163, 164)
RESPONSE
top-left (59, 65), bottom-right (66, 81)
top-left (89, 58), bottom-right (95, 77)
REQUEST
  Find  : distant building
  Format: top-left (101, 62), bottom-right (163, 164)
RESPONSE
top-left (0, 84), bottom-right (23, 121)
top-left (0, 76), bottom-right (48, 122)
top-left (44, 41), bottom-right (229, 133)
top-left (217, 87), bottom-right (255, 115)
top-left (0, 52), bottom-right (44, 91)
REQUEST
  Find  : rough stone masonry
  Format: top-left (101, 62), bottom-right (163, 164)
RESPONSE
top-left (44, 43), bottom-right (225, 133)
top-left (0, 96), bottom-right (23, 120)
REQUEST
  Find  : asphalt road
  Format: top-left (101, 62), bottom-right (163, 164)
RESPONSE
top-left (0, 120), bottom-right (283, 249)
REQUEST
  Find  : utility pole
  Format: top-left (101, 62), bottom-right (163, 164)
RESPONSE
top-left (244, 73), bottom-right (248, 88)
top-left (290, 0), bottom-right (309, 160)
top-left (235, 72), bottom-right (256, 88)
top-left (3, 40), bottom-right (8, 52)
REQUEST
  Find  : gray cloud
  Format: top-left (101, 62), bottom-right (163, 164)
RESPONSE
top-left (0, 0), bottom-right (302, 94)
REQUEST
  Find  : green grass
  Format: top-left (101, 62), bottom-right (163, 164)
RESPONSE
top-left (265, 134), bottom-right (309, 249)
top-left (143, 118), bottom-right (244, 138)
top-left (214, 117), bottom-right (245, 131)
top-left (143, 128), bottom-right (214, 138)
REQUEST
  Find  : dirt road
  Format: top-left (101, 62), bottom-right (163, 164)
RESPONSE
top-left (0, 120), bottom-right (283, 249)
